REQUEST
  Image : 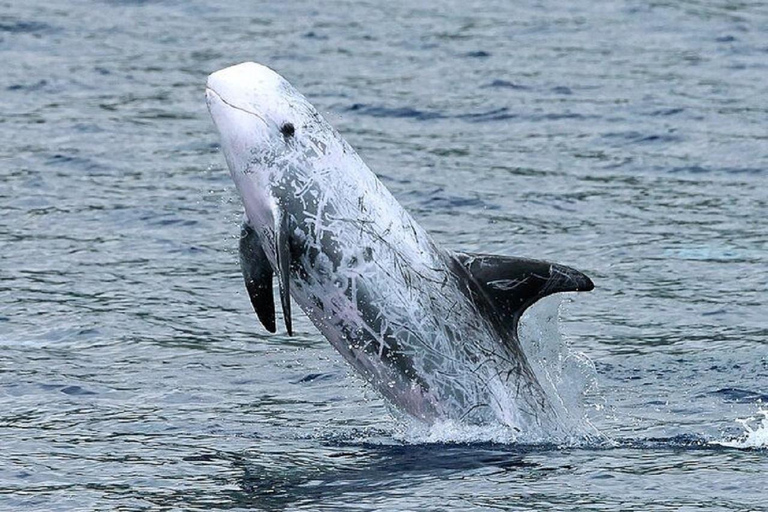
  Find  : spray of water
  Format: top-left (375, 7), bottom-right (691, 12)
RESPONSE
top-left (716, 409), bottom-right (768, 449)
top-left (518, 296), bottom-right (604, 442)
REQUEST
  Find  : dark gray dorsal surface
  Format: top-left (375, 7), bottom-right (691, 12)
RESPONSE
top-left (453, 252), bottom-right (594, 332)
top-left (239, 222), bottom-right (276, 333)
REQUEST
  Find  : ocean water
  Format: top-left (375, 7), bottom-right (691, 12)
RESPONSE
top-left (1, 0), bottom-right (766, 510)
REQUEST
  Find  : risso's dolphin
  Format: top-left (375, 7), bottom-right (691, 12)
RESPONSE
top-left (206, 62), bottom-right (594, 434)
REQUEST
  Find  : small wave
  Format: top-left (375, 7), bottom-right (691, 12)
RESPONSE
top-left (711, 387), bottom-right (768, 404)
top-left (602, 130), bottom-right (684, 145)
top-left (411, 187), bottom-right (498, 210)
top-left (482, 79), bottom-right (530, 90)
top-left (346, 104), bottom-right (516, 123)
top-left (294, 372), bottom-right (335, 384)
top-left (7, 80), bottom-right (55, 92)
top-left (456, 107), bottom-right (517, 122)
top-left (551, 86), bottom-right (573, 95)
top-left (346, 103), bottom-right (444, 121)
top-left (650, 107), bottom-right (685, 116)
top-left (533, 112), bottom-right (589, 121)
top-left (463, 50), bottom-right (491, 58)
top-left (715, 409), bottom-right (768, 449)
top-left (0, 20), bottom-right (53, 34)
top-left (669, 165), bottom-right (765, 175)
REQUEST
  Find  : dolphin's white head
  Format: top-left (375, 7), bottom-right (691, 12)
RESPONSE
top-left (206, 62), bottom-right (342, 226)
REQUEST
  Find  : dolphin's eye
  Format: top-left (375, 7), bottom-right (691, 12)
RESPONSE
top-left (280, 122), bottom-right (295, 138)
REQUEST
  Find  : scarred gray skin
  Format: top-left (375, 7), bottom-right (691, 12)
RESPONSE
top-left (206, 62), bottom-right (573, 434)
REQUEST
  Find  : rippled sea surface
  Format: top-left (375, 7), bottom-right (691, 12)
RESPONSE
top-left (2, 0), bottom-right (766, 510)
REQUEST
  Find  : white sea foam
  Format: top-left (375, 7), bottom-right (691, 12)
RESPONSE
top-left (396, 419), bottom-right (521, 445)
top-left (393, 417), bottom-right (600, 446)
top-left (716, 409), bottom-right (768, 449)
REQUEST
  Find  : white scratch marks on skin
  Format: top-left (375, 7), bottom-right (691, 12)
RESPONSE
top-left (208, 62), bottom-right (563, 435)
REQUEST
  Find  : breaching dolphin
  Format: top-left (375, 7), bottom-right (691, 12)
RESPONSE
top-left (206, 62), bottom-right (594, 433)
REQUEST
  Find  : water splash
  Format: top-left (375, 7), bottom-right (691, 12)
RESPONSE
top-left (518, 296), bottom-right (604, 442)
top-left (716, 409), bottom-right (768, 449)
top-left (395, 419), bottom-right (520, 444)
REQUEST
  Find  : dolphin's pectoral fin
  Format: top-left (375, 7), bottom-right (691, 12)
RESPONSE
top-left (453, 252), bottom-right (594, 331)
top-left (275, 209), bottom-right (293, 336)
top-left (239, 222), bottom-right (276, 333)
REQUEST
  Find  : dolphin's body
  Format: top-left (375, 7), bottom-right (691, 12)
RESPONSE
top-left (206, 62), bottom-right (594, 433)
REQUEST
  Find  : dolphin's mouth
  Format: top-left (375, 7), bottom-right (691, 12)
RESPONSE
top-left (205, 87), bottom-right (269, 126)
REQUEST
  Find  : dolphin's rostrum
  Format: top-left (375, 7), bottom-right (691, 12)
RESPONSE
top-left (206, 62), bottom-right (594, 434)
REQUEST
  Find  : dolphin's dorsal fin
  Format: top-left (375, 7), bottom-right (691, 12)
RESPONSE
top-left (453, 252), bottom-right (594, 331)
top-left (239, 222), bottom-right (276, 333)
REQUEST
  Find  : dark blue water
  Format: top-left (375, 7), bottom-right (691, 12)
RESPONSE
top-left (1, 0), bottom-right (766, 510)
